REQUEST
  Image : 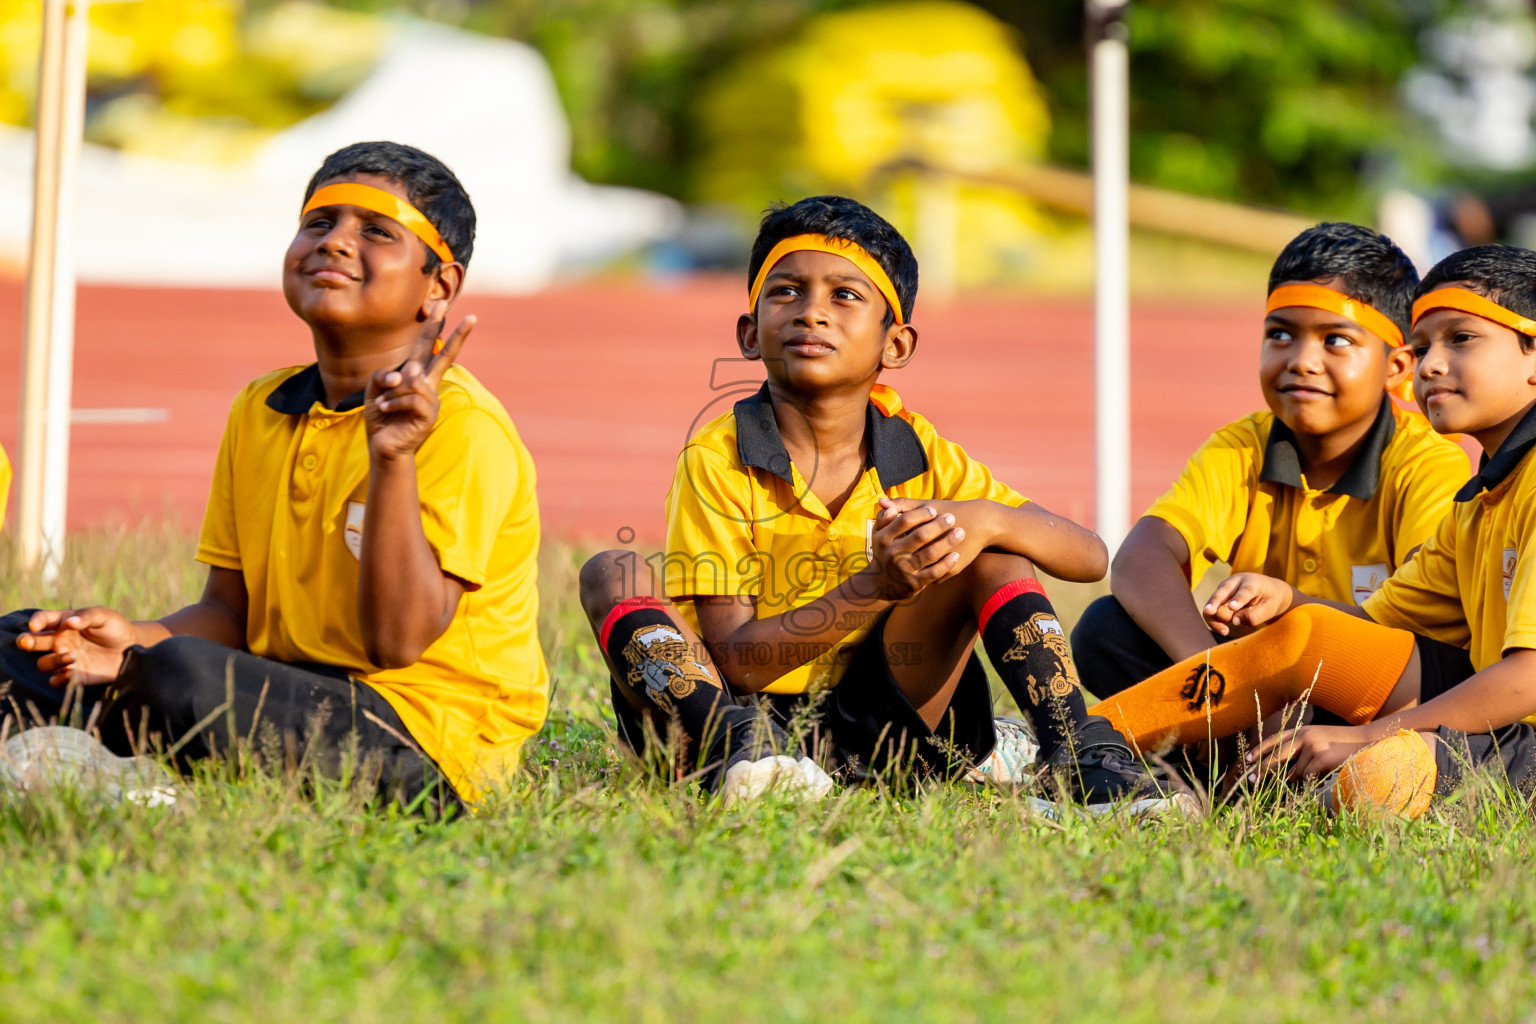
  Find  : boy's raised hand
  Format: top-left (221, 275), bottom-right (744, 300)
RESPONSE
top-left (364, 307), bottom-right (478, 462)
top-left (17, 606), bottom-right (139, 687)
top-left (1203, 572), bottom-right (1295, 635)
top-left (858, 498), bottom-right (966, 600)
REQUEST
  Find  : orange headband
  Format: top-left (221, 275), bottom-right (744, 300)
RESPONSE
top-left (1265, 284), bottom-right (1404, 348)
top-left (301, 183), bottom-right (455, 265)
top-left (1411, 287), bottom-right (1536, 335)
top-left (747, 234), bottom-right (905, 324)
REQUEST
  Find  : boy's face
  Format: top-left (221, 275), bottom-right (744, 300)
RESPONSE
top-left (1259, 276), bottom-right (1404, 437)
top-left (282, 172), bottom-right (450, 339)
top-left (737, 249), bottom-right (915, 393)
top-left (1411, 297), bottom-right (1536, 441)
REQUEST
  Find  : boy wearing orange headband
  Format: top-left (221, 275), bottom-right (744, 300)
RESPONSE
top-left (1072, 223), bottom-right (1468, 702)
top-left (1, 141), bottom-right (546, 809)
top-left (578, 196), bottom-right (1191, 814)
top-left (1090, 244), bottom-right (1536, 818)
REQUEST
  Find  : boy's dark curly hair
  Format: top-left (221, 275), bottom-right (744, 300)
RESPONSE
top-left (304, 141), bottom-right (475, 272)
top-left (1417, 244), bottom-right (1536, 352)
top-left (749, 196), bottom-right (918, 328)
top-left (1268, 222), bottom-right (1419, 341)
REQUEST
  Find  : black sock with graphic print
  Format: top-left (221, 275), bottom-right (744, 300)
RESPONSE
top-left (600, 599), bottom-right (783, 775)
top-left (977, 579), bottom-right (1096, 761)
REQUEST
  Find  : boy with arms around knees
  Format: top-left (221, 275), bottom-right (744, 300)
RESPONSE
top-left (580, 196), bottom-right (1193, 813)
top-left (1072, 223), bottom-right (1468, 699)
top-left (0, 141), bottom-right (547, 808)
top-left (1091, 245), bottom-right (1536, 818)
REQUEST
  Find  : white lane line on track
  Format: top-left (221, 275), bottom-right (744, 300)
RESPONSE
top-left (70, 408), bottom-right (170, 424)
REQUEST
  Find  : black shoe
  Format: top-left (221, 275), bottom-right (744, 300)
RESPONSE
top-left (1035, 718), bottom-right (1201, 819)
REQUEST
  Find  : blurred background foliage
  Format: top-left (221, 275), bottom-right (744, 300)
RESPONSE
top-left (0, 0), bottom-right (1512, 290)
top-left (0, 0), bottom-right (1457, 213)
top-left (460, 0), bottom-right (1448, 219)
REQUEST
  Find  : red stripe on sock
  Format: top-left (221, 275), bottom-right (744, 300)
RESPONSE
top-left (598, 596), bottom-right (669, 650)
top-left (977, 578), bottom-right (1047, 634)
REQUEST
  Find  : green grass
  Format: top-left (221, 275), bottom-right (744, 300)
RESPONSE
top-left (2, 526), bottom-right (1534, 1023)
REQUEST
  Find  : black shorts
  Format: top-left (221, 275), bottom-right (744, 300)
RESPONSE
top-left (611, 614), bottom-right (997, 782)
top-left (1416, 634), bottom-right (1478, 703)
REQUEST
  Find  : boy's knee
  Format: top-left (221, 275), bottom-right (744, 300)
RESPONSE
top-left (580, 550), bottom-right (672, 626)
top-left (1266, 602), bottom-right (1341, 656)
top-left (964, 550), bottom-right (1036, 585)
top-left (580, 549), bottom-right (636, 616)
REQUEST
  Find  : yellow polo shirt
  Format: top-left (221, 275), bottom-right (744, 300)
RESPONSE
top-left (1146, 400), bottom-right (1467, 605)
top-left (1364, 404), bottom-right (1536, 677)
top-left (662, 383), bottom-right (1027, 695)
top-left (0, 441), bottom-right (9, 530)
top-left (196, 363), bottom-right (547, 801)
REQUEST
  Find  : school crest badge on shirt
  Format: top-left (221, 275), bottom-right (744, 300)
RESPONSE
top-left (344, 501), bottom-right (365, 560)
top-left (1505, 548), bottom-right (1518, 602)
top-left (1351, 563), bottom-right (1389, 605)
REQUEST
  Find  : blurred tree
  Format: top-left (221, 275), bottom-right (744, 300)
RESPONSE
top-left (979, 0), bottom-right (1444, 217)
top-left (454, 0), bottom-right (1441, 217)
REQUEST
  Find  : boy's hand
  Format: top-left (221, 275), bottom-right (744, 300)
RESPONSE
top-left (1243, 723), bottom-right (1375, 781)
top-left (1203, 573), bottom-right (1295, 635)
top-left (857, 500), bottom-right (967, 600)
top-left (17, 607), bottom-right (138, 687)
top-left (365, 308), bottom-right (477, 463)
top-left (877, 496), bottom-right (995, 564)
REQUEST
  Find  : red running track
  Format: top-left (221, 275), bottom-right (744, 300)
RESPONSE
top-left (0, 276), bottom-right (1266, 543)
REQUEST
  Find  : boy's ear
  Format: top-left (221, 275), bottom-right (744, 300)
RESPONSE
top-left (880, 322), bottom-right (918, 371)
top-left (418, 261), bottom-right (465, 321)
top-left (736, 313), bottom-right (763, 361)
top-left (1385, 345), bottom-right (1416, 392)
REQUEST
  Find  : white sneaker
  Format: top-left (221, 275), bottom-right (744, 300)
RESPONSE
top-left (0, 726), bottom-right (179, 807)
top-left (1022, 791), bottom-right (1203, 821)
top-left (720, 754), bottom-right (834, 806)
top-left (965, 717), bottom-right (1040, 785)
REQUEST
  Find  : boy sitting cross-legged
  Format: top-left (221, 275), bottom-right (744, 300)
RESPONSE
top-left (1091, 245), bottom-right (1536, 818)
top-left (1072, 223), bottom-right (1468, 700)
top-left (0, 141), bottom-right (547, 809)
top-left (579, 195), bottom-right (1195, 814)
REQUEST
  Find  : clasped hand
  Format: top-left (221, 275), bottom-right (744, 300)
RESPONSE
top-left (856, 497), bottom-right (990, 600)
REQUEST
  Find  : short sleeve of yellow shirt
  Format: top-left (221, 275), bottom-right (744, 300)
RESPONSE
top-left (663, 383), bottom-right (1026, 694)
top-left (1360, 505), bottom-right (1469, 649)
top-left (194, 364), bottom-right (547, 802)
top-left (662, 442), bottom-right (765, 600)
top-left (1144, 416), bottom-right (1264, 584)
top-left (1365, 430), bottom-right (1536, 671)
top-left (1145, 404), bottom-right (1466, 604)
top-left (0, 440), bottom-right (11, 531)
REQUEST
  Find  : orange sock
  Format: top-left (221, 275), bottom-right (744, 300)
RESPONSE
top-left (1094, 604), bottom-right (1414, 752)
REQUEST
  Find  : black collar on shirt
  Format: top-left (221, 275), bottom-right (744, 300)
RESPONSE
top-left (732, 382), bottom-right (929, 489)
top-left (1456, 400), bottom-right (1536, 501)
top-left (1258, 395), bottom-right (1396, 501)
top-left (265, 363), bottom-right (366, 415)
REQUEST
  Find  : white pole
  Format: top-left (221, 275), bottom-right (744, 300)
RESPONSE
top-left (39, 0), bottom-right (89, 580)
top-left (17, 0), bottom-right (68, 572)
top-left (16, 0), bottom-right (87, 580)
top-left (1089, 0), bottom-right (1131, 552)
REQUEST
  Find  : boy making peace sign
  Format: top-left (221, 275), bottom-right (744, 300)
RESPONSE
top-left (2, 142), bottom-right (547, 809)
